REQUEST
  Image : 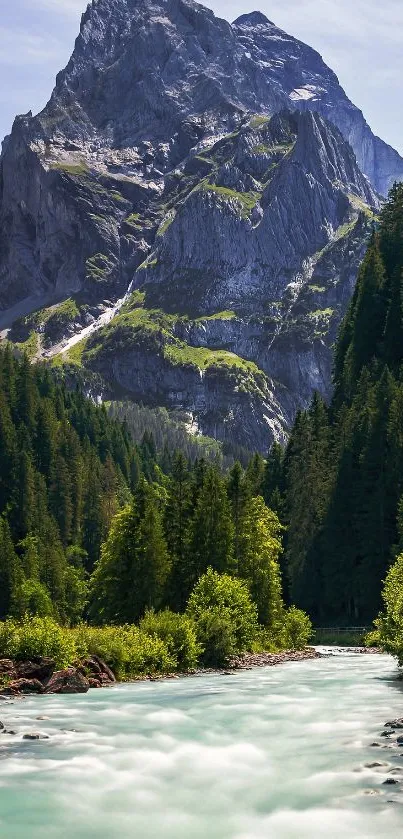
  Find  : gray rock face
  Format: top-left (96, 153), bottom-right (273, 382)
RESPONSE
top-left (140, 111), bottom-right (376, 313)
top-left (0, 0), bottom-right (396, 310)
top-left (90, 337), bottom-right (289, 451)
top-left (0, 0), bottom-right (399, 450)
top-left (19, 0), bottom-right (403, 193)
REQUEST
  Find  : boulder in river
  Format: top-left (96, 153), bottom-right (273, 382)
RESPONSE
top-left (15, 658), bottom-right (55, 682)
top-left (22, 733), bottom-right (50, 741)
top-left (44, 667), bottom-right (90, 694)
top-left (81, 655), bottom-right (116, 685)
top-left (2, 678), bottom-right (44, 695)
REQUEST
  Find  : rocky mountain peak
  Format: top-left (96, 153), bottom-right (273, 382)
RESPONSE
top-left (29, 0), bottom-right (401, 196)
top-left (233, 11), bottom-right (275, 27)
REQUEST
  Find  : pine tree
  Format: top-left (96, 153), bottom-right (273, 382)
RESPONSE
top-left (227, 461), bottom-right (249, 573)
top-left (90, 486), bottom-right (170, 623)
top-left (165, 453), bottom-right (193, 610)
top-left (333, 233), bottom-right (386, 402)
top-left (90, 502), bottom-right (140, 623)
top-left (245, 452), bottom-right (265, 497)
top-left (134, 486), bottom-right (171, 615)
top-left (262, 442), bottom-right (285, 520)
top-left (188, 467), bottom-right (234, 592)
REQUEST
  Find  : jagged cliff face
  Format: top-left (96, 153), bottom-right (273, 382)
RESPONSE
top-left (82, 109), bottom-right (376, 448)
top-left (0, 0), bottom-right (397, 450)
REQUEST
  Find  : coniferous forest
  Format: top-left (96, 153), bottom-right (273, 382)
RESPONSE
top-left (277, 183), bottom-right (403, 628)
top-left (0, 345), bottom-right (311, 672)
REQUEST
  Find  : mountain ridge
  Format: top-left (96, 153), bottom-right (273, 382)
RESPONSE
top-left (0, 0), bottom-right (398, 450)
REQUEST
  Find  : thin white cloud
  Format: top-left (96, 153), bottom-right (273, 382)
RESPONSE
top-left (0, 26), bottom-right (63, 65)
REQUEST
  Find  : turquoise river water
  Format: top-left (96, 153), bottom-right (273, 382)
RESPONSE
top-left (1, 650), bottom-right (403, 838)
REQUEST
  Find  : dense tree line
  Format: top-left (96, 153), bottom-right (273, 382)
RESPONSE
top-left (107, 401), bottom-right (250, 468)
top-left (90, 454), bottom-right (284, 630)
top-left (0, 347), bottom-right (289, 636)
top-left (267, 184), bottom-right (403, 624)
top-left (0, 348), bottom-right (143, 622)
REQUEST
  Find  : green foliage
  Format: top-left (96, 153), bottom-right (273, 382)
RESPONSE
top-left (315, 629), bottom-right (369, 646)
top-left (238, 496), bottom-right (284, 628)
top-left (71, 624), bottom-right (175, 678)
top-left (374, 552), bottom-right (403, 663)
top-left (164, 342), bottom-right (262, 378)
top-left (0, 347), bottom-right (314, 665)
top-left (282, 607), bottom-right (313, 649)
top-left (195, 311), bottom-right (236, 321)
top-left (200, 182), bottom-right (261, 218)
top-left (52, 337), bottom-right (88, 367)
top-left (50, 161), bottom-right (89, 175)
top-left (0, 345), bottom-right (140, 623)
top-left (248, 115), bottom-right (270, 129)
top-left (157, 211), bottom-right (176, 236)
top-left (63, 564), bottom-right (89, 626)
top-left (0, 616), bottom-right (77, 668)
top-left (108, 402), bottom-right (223, 466)
top-left (187, 469), bottom-right (235, 592)
top-left (11, 580), bottom-right (54, 619)
top-left (140, 609), bottom-right (201, 670)
top-left (192, 608), bottom-right (236, 666)
top-left (365, 629), bottom-right (381, 648)
top-left (85, 253), bottom-right (114, 284)
top-left (187, 569), bottom-right (259, 664)
top-left (90, 483), bottom-right (171, 623)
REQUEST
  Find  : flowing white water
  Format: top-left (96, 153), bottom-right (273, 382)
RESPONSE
top-left (1, 651), bottom-right (403, 838)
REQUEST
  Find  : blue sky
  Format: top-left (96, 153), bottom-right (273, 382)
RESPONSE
top-left (1, 0), bottom-right (402, 154)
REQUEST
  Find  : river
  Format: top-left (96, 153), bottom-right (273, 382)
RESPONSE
top-left (1, 650), bottom-right (403, 838)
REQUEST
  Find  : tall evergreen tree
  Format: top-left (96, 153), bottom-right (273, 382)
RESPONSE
top-left (188, 467), bottom-right (234, 591)
top-left (227, 461), bottom-right (249, 573)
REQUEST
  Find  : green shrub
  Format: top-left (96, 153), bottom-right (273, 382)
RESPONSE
top-left (71, 624), bottom-right (176, 678)
top-left (365, 629), bottom-right (381, 647)
top-left (0, 616), bottom-right (77, 668)
top-left (11, 580), bottom-right (54, 620)
top-left (283, 607), bottom-right (313, 649)
top-left (187, 569), bottom-right (258, 665)
top-left (251, 627), bottom-right (281, 654)
top-left (140, 609), bottom-right (201, 670)
top-left (193, 607), bottom-right (236, 666)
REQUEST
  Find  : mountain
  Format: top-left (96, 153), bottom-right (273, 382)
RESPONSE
top-left (0, 0), bottom-right (399, 450)
top-left (279, 184), bottom-right (403, 624)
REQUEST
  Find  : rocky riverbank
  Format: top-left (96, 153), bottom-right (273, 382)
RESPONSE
top-left (227, 647), bottom-right (322, 669)
top-left (0, 648), bottom-right (321, 697)
top-left (143, 647), bottom-right (323, 681)
top-left (0, 655), bottom-right (116, 697)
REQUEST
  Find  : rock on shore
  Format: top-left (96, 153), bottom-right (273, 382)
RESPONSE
top-left (0, 656), bottom-right (116, 697)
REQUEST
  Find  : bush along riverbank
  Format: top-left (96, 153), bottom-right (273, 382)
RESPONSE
top-left (0, 573), bottom-right (313, 696)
